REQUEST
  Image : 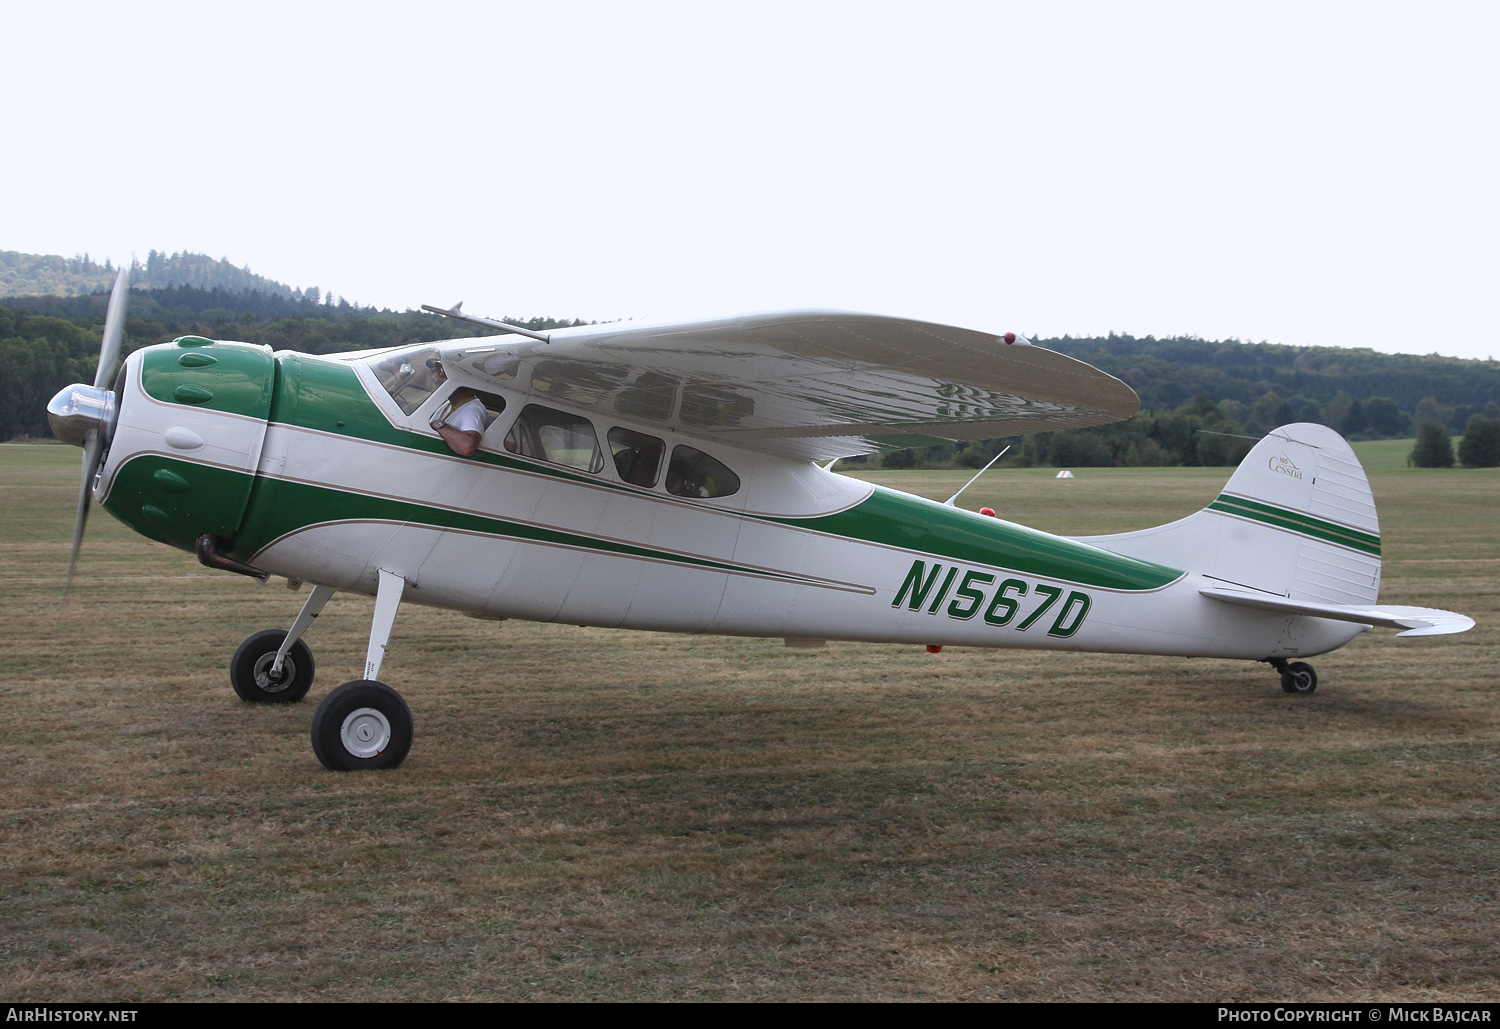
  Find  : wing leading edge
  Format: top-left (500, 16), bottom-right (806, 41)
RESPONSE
top-left (436, 310), bottom-right (1139, 461)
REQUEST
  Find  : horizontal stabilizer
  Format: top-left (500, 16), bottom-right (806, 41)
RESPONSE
top-left (1200, 586), bottom-right (1474, 637)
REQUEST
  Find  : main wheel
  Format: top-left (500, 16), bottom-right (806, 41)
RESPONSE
top-left (311, 680), bottom-right (413, 771)
top-left (230, 630), bottom-right (315, 703)
top-left (1280, 661), bottom-right (1318, 694)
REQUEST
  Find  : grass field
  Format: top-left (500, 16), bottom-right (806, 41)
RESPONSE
top-left (1, 444), bottom-right (1496, 1001)
top-left (1349, 438), bottom-right (1417, 473)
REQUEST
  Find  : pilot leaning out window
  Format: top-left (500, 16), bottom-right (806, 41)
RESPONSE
top-left (427, 358), bottom-right (486, 457)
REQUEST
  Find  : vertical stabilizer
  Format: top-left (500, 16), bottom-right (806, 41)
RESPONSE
top-left (1074, 423), bottom-right (1382, 605)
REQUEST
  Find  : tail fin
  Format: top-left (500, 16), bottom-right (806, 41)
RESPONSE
top-left (1074, 423), bottom-right (1381, 604)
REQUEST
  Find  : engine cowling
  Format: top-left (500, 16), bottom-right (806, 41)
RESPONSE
top-left (97, 336), bottom-right (276, 555)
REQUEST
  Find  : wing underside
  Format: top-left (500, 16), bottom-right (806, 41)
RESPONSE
top-left (437, 310), bottom-right (1138, 461)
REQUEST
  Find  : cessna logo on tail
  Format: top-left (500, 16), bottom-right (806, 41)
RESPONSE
top-left (1268, 454), bottom-right (1303, 479)
top-left (892, 559), bottom-right (1092, 638)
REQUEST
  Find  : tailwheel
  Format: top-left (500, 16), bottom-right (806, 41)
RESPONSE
top-left (230, 629), bottom-right (315, 704)
top-left (1279, 661), bottom-right (1318, 695)
top-left (311, 680), bottom-right (413, 771)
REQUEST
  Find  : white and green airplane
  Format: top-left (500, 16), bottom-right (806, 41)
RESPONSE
top-left (48, 272), bottom-right (1473, 771)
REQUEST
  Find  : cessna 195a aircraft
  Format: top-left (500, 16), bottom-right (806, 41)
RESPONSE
top-left (47, 271), bottom-right (1474, 771)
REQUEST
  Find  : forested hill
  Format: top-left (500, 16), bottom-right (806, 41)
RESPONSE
top-left (1044, 334), bottom-right (1500, 436)
top-left (7, 284), bottom-right (378, 326)
top-left (0, 250), bottom-right (319, 301)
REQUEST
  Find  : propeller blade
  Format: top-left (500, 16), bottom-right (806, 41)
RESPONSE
top-left (62, 267), bottom-right (128, 598)
top-left (63, 433), bottom-right (105, 601)
top-left (94, 266), bottom-right (129, 389)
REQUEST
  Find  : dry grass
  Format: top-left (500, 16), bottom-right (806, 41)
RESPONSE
top-left (1, 445), bottom-right (1497, 1001)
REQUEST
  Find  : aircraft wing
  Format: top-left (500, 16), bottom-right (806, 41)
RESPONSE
top-left (1200, 586), bottom-right (1475, 637)
top-left (435, 310), bottom-right (1138, 461)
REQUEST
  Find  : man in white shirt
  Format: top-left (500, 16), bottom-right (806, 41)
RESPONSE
top-left (428, 359), bottom-right (488, 457)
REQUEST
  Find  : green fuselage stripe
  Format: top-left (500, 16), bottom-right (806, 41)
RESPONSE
top-left (1208, 494), bottom-right (1381, 556)
top-left (760, 488), bottom-right (1183, 592)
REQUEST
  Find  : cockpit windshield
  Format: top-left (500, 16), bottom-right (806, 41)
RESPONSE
top-left (369, 346), bottom-right (441, 414)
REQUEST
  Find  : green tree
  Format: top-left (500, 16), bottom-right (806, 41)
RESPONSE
top-left (1048, 431), bottom-right (1112, 467)
top-left (1364, 396), bottom-right (1409, 437)
top-left (1340, 398), bottom-right (1368, 436)
top-left (1409, 421), bottom-right (1454, 467)
top-left (1457, 415), bottom-right (1500, 467)
top-left (1415, 396), bottom-right (1453, 430)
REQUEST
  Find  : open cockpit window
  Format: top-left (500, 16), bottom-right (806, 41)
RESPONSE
top-left (436, 387), bottom-right (507, 433)
top-left (370, 346), bottom-right (441, 415)
top-left (666, 445), bottom-right (739, 499)
top-left (504, 405), bottom-right (605, 473)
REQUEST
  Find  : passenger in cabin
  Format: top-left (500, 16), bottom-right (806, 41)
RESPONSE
top-left (427, 359), bottom-right (487, 457)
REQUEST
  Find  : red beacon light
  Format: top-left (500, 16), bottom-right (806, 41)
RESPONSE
top-left (980, 508), bottom-right (995, 517)
top-left (1004, 332), bottom-right (1015, 344)
top-left (926, 645), bottom-right (942, 654)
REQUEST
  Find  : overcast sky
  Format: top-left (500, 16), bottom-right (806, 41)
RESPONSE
top-left (6, 2), bottom-right (1496, 359)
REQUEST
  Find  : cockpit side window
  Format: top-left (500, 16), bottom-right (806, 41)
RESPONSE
top-left (370, 347), bottom-right (440, 414)
top-left (666, 445), bottom-right (740, 498)
top-left (607, 427), bottom-right (665, 487)
top-left (504, 405), bottom-right (605, 473)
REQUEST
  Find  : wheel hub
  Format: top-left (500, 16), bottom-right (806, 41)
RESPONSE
top-left (252, 652), bottom-right (295, 692)
top-left (340, 707), bottom-right (392, 758)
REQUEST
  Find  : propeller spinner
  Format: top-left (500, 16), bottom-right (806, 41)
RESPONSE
top-left (47, 266), bottom-right (130, 598)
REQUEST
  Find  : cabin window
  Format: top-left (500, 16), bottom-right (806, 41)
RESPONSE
top-left (504, 404), bottom-right (604, 473)
top-left (666, 445), bottom-right (740, 499)
top-left (370, 346), bottom-right (441, 415)
top-left (608, 427), bottom-right (665, 487)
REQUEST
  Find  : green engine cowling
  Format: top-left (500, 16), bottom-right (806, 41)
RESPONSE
top-left (101, 337), bottom-right (276, 558)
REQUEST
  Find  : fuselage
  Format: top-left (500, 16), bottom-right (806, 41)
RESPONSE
top-left (93, 337), bottom-right (1364, 662)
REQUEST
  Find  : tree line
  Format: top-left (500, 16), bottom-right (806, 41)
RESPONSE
top-left (1, 249), bottom-right (317, 302)
top-left (856, 395), bottom-right (1500, 472)
top-left (1047, 334), bottom-right (1500, 435)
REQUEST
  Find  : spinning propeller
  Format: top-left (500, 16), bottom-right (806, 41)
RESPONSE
top-left (47, 267), bottom-right (129, 599)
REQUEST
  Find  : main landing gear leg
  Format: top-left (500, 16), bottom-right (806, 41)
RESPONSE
top-left (273, 583), bottom-right (337, 676)
top-left (1267, 657), bottom-right (1318, 695)
top-left (229, 583), bottom-right (336, 704)
top-left (311, 569), bottom-right (413, 771)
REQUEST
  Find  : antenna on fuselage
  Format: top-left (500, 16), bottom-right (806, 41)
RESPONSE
top-left (421, 301), bottom-right (552, 344)
top-left (943, 445), bottom-right (1011, 507)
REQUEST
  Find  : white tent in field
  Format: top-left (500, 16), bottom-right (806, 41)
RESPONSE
top-left (1056, 470), bottom-right (1075, 479)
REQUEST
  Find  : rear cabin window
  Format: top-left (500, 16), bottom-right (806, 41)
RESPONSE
top-left (504, 405), bottom-right (604, 473)
top-left (608, 427), bottom-right (665, 487)
top-left (666, 445), bottom-right (740, 499)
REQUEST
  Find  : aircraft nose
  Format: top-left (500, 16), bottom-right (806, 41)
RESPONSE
top-left (47, 384), bottom-right (116, 447)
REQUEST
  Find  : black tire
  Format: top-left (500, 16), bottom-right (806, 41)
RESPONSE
top-left (1280, 661), bottom-right (1318, 694)
top-left (311, 680), bottom-right (413, 771)
top-left (230, 630), bottom-right (315, 703)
